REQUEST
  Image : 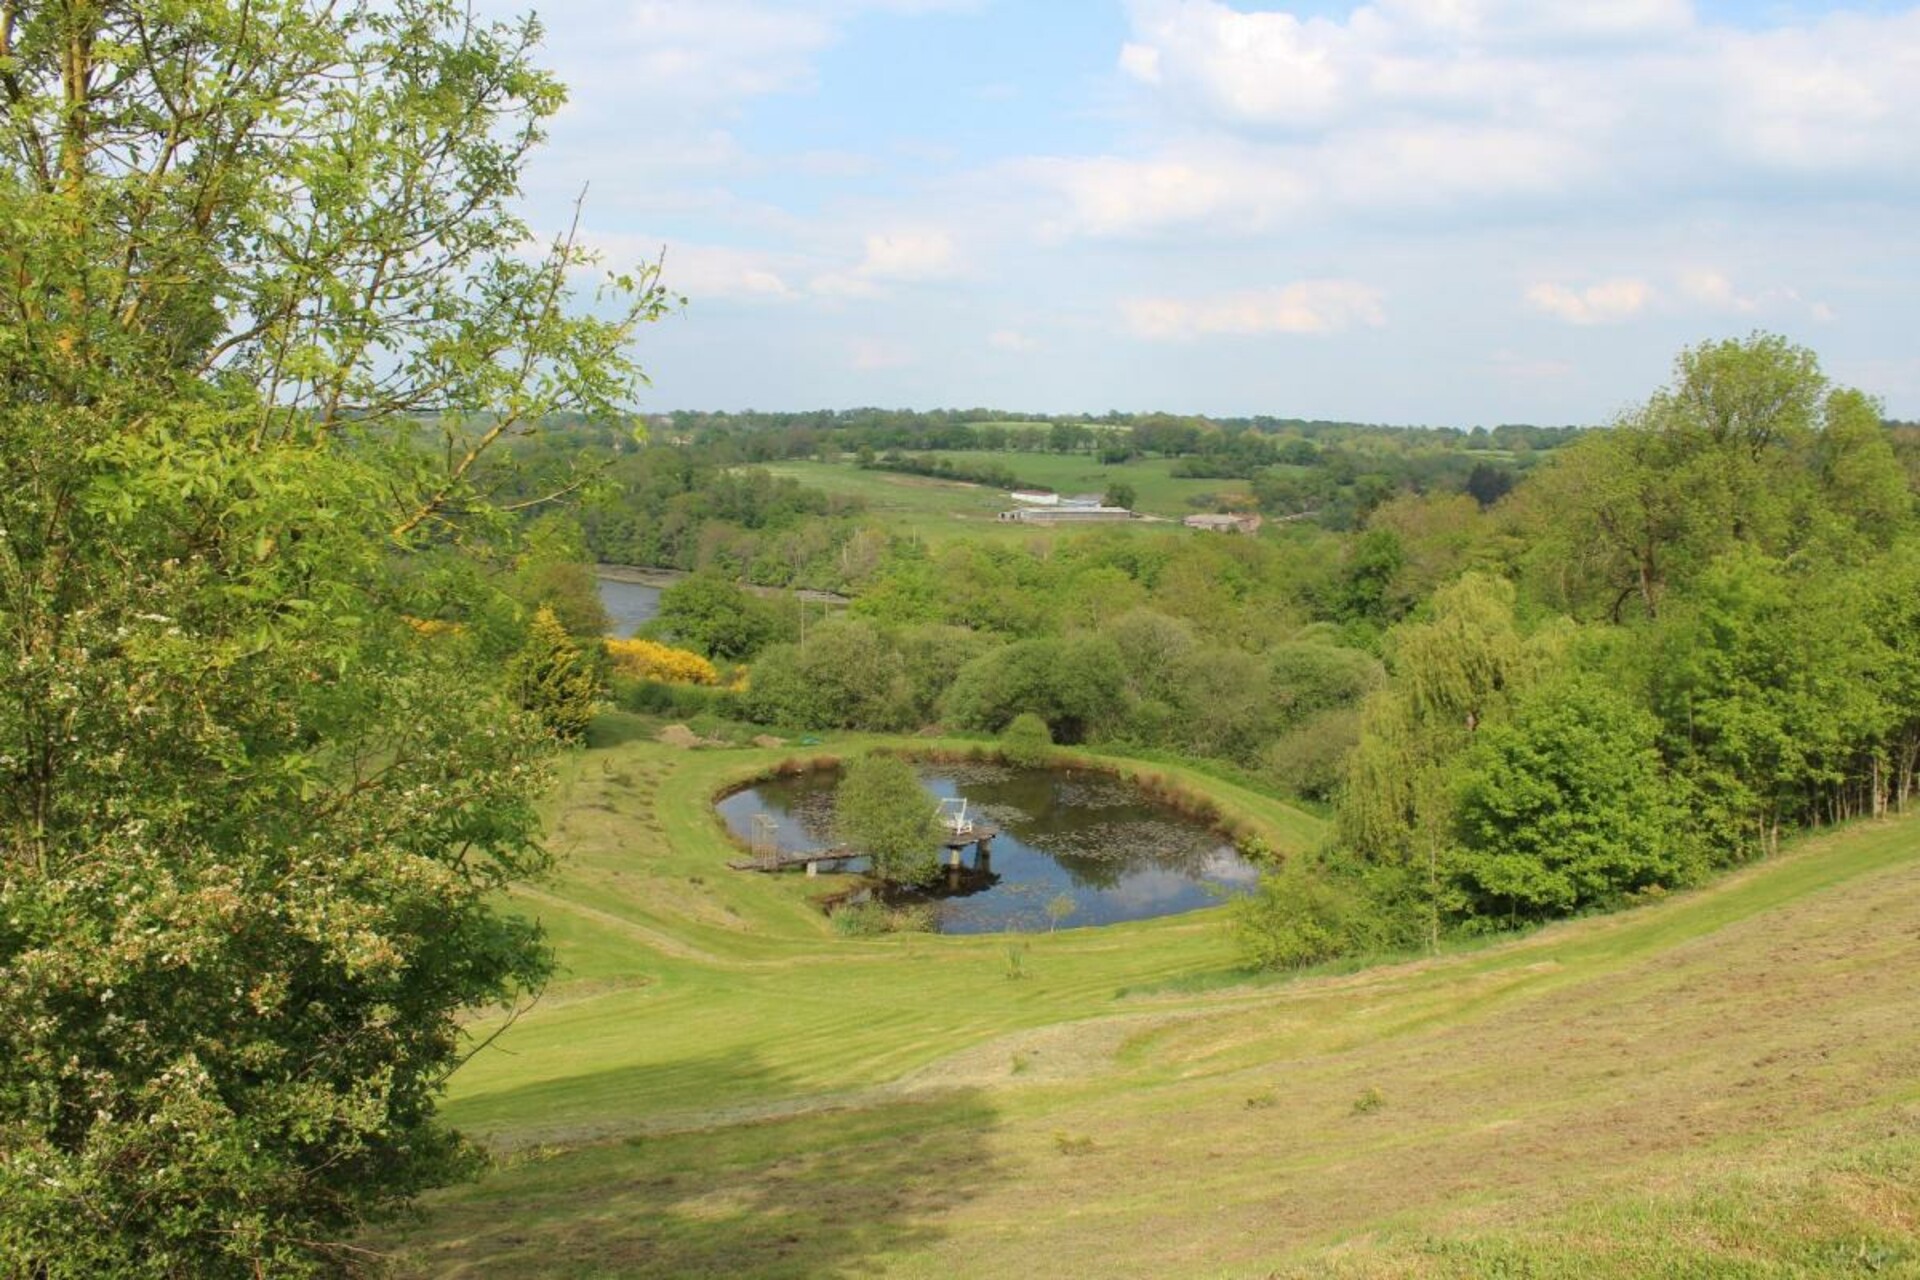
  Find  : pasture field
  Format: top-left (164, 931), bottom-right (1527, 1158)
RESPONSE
top-left (387, 721), bottom-right (1920, 1278)
top-left (914, 450), bottom-right (1258, 515)
top-left (759, 456), bottom-right (1255, 543)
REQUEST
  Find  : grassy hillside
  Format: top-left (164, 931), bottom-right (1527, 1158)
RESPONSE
top-left (386, 726), bottom-right (1920, 1278)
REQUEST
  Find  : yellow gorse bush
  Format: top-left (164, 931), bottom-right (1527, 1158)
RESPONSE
top-left (607, 637), bottom-right (720, 686)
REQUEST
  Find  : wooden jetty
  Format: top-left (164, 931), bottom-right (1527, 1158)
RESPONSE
top-left (729, 825), bottom-right (1000, 876)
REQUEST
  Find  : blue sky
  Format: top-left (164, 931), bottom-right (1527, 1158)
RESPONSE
top-left (480, 0), bottom-right (1920, 424)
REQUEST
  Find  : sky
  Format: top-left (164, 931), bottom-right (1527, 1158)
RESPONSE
top-left (476, 0), bottom-right (1920, 425)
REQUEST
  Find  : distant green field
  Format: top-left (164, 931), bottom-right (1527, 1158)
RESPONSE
top-left (760, 455), bottom-right (1253, 543)
top-left (919, 450), bottom-right (1254, 516)
top-left (384, 723), bottom-right (1920, 1279)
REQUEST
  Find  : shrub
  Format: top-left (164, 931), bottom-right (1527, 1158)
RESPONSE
top-left (743, 619), bottom-right (913, 732)
top-left (1001, 712), bottom-right (1055, 768)
top-left (511, 606), bottom-right (603, 742)
top-left (1233, 859), bottom-right (1373, 971)
top-left (831, 902), bottom-right (891, 937)
top-left (1451, 674), bottom-right (1694, 922)
top-left (1262, 707), bottom-right (1363, 801)
top-left (610, 677), bottom-right (741, 722)
top-left (606, 637), bottom-right (719, 686)
top-left (942, 635), bottom-right (1130, 743)
top-left (831, 900), bottom-right (937, 936)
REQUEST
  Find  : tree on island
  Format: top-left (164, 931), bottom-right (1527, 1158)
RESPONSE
top-left (835, 756), bottom-right (945, 885)
top-left (0, 3), bottom-right (667, 1275)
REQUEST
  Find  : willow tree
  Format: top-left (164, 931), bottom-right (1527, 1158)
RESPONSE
top-left (1337, 574), bottom-right (1545, 945)
top-left (0, 3), bottom-right (666, 1275)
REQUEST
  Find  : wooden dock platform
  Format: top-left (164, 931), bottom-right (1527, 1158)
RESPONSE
top-left (729, 825), bottom-right (1000, 874)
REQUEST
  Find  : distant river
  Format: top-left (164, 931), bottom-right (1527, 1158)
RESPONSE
top-left (596, 574), bottom-right (662, 637)
top-left (596, 564), bottom-right (851, 638)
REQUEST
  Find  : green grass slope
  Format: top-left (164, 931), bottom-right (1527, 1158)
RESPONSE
top-left (387, 731), bottom-right (1920, 1279)
top-left (759, 457), bottom-right (1252, 542)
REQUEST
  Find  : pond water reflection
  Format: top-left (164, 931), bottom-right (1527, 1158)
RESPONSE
top-left (716, 762), bottom-right (1258, 934)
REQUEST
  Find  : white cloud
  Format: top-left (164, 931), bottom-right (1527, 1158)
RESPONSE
top-left (570, 230), bottom-right (803, 303)
top-left (479, 0), bottom-right (982, 119)
top-left (989, 329), bottom-right (1040, 352)
top-left (1677, 268), bottom-right (1756, 313)
top-left (813, 229), bottom-right (960, 296)
top-left (1317, 123), bottom-right (1585, 209)
top-left (586, 3), bottom-right (837, 107)
top-left (1029, 152), bottom-right (1298, 238)
top-left (1025, 117), bottom-right (1582, 238)
top-left (1103, 0), bottom-right (1920, 231)
top-left (810, 272), bottom-right (887, 300)
top-left (849, 337), bottom-right (916, 370)
top-left (1122, 281), bottom-right (1386, 340)
top-left (1711, 17), bottom-right (1920, 174)
top-left (1490, 349), bottom-right (1577, 382)
top-left (1121, 2), bottom-right (1351, 126)
top-left (1118, 42), bottom-right (1162, 84)
top-left (857, 230), bottom-right (958, 281)
top-left (1525, 278), bottom-right (1653, 325)
top-left (667, 249), bottom-right (799, 301)
top-left (1374, 0), bottom-right (1695, 44)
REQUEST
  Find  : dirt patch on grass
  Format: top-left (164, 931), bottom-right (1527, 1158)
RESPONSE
top-left (656, 723), bottom-right (723, 749)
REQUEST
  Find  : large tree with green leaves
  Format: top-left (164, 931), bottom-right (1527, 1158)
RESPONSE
top-left (1451, 674), bottom-right (1693, 922)
top-left (1521, 333), bottom-right (1907, 621)
top-left (0, 2), bottom-right (665, 1274)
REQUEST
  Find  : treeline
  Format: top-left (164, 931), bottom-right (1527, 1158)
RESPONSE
top-left (627, 518), bottom-right (1450, 799)
top-left (647, 408), bottom-right (1563, 527)
top-left (856, 450), bottom-right (1041, 492)
top-left (639, 406), bottom-right (1583, 456)
top-left (483, 437), bottom-right (882, 589)
top-left (1242, 335), bottom-right (1920, 966)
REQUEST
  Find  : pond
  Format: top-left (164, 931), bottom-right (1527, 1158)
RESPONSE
top-left (715, 761), bottom-right (1259, 934)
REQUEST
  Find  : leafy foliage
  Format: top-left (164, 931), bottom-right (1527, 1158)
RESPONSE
top-left (0, 1), bottom-right (664, 1273)
top-left (1237, 334), bottom-right (1920, 968)
top-left (606, 637), bottom-right (720, 686)
top-left (834, 756), bottom-right (943, 885)
top-left (653, 572), bottom-right (793, 659)
top-left (744, 619), bottom-right (914, 731)
top-left (1000, 713), bottom-right (1056, 768)
top-left (1452, 676), bottom-right (1694, 920)
top-left (1232, 858), bottom-right (1373, 970)
top-left (512, 606), bottom-right (604, 741)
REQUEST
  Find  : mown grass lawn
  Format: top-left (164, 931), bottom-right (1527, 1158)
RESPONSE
top-left (384, 725), bottom-right (1920, 1278)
